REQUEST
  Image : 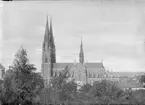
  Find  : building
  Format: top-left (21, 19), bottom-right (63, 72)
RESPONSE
top-left (41, 16), bottom-right (144, 87)
top-left (0, 63), bottom-right (5, 80)
top-left (41, 16), bottom-right (107, 85)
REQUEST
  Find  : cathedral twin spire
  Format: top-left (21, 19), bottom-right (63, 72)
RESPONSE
top-left (43, 15), bottom-right (56, 63)
top-left (43, 16), bottom-right (54, 48)
top-left (42, 15), bottom-right (85, 83)
top-left (43, 15), bottom-right (84, 65)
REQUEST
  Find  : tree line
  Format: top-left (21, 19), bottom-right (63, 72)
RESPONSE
top-left (0, 47), bottom-right (145, 105)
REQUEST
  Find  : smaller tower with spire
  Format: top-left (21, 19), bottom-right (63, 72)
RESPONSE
top-left (79, 36), bottom-right (84, 64)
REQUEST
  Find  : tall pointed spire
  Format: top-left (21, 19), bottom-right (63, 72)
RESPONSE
top-left (80, 36), bottom-right (83, 53)
top-left (41, 15), bottom-right (56, 82)
top-left (43, 15), bottom-right (55, 50)
top-left (49, 16), bottom-right (56, 63)
top-left (43, 15), bottom-right (50, 49)
top-left (49, 16), bottom-right (55, 49)
top-left (79, 36), bottom-right (84, 64)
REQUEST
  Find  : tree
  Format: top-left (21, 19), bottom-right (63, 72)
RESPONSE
top-left (0, 79), bottom-right (4, 105)
top-left (139, 74), bottom-right (145, 87)
top-left (77, 83), bottom-right (93, 104)
top-left (39, 66), bottom-right (71, 105)
top-left (88, 80), bottom-right (126, 104)
top-left (2, 47), bottom-right (44, 105)
top-left (79, 83), bottom-right (92, 93)
top-left (46, 66), bottom-right (78, 105)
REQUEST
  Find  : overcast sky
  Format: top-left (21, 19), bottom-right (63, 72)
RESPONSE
top-left (1, 1), bottom-right (145, 72)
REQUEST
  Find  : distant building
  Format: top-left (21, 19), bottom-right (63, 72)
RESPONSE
top-left (41, 16), bottom-right (107, 85)
top-left (41, 16), bottom-right (144, 87)
top-left (0, 63), bottom-right (5, 80)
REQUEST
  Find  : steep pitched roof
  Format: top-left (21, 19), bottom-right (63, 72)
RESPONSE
top-left (85, 62), bottom-right (104, 68)
top-left (109, 72), bottom-right (144, 77)
top-left (53, 63), bottom-right (74, 69)
top-left (53, 62), bottom-right (104, 69)
top-left (0, 63), bottom-right (5, 70)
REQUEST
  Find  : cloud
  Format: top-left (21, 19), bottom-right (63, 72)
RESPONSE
top-left (36, 48), bottom-right (42, 53)
top-left (0, 6), bottom-right (3, 62)
top-left (2, 1), bottom-right (145, 72)
top-left (104, 57), bottom-right (144, 72)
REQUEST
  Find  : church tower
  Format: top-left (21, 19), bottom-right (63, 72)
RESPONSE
top-left (79, 37), bottom-right (84, 64)
top-left (41, 16), bottom-right (56, 83)
top-left (49, 17), bottom-right (56, 64)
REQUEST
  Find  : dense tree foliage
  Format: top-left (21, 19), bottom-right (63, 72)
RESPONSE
top-left (139, 74), bottom-right (145, 86)
top-left (48, 74), bottom-right (145, 105)
top-left (1, 47), bottom-right (145, 105)
top-left (41, 68), bottom-right (145, 105)
top-left (40, 66), bottom-right (78, 105)
top-left (1, 47), bottom-right (44, 105)
top-left (77, 80), bottom-right (126, 104)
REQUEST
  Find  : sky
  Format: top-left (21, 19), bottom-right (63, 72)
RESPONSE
top-left (1, 0), bottom-right (145, 72)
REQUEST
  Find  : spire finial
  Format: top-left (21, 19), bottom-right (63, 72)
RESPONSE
top-left (46, 14), bottom-right (48, 20)
top-left (46, 14), bottom-right (51, 28)
top-left (49, 15), bottom-right (52, 30)
top-left (46, 14), bottom-right (49, 25)
top-left (50, 15), bottom-right (52, 23)
top-left (80, 36), bottom-right (83, 51)
top-left (79, 37), bottom-right (84, 64)
top-left (46, 15), bottom-right (52, 28)
top-left (81, 36), bottom-right (83, 46)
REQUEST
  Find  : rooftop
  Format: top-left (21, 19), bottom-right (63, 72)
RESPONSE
top-left (53, 62), bottom-right (104, 69)
top-left (108, 72), bottom-right (144, 77)
top-left (0, 63), bottom-right (5, 70)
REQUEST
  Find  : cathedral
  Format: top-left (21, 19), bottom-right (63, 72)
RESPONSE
top-left (41, 16), bottom-right (108, 85)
